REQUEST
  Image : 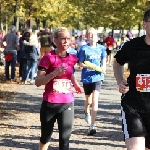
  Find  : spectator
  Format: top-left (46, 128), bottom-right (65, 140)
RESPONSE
top-left (75, 35), bottom-right (86, 52)
top-left (3, 25), bottom-right (19, 82)
top-left (23, 29), bottom-right (39, 85)
top-left (40, 27), bottom-right (53, 57)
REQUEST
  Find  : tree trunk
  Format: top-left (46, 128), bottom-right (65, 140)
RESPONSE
top-left (138, 23), bottom-right (141, 37)
top-left (42, 20), bottom-right (46, 28)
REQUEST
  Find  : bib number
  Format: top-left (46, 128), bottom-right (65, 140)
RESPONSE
top-left (53, 79), bottom-right (71, 93)
top-left (136, 74), bottom-right (150, 92)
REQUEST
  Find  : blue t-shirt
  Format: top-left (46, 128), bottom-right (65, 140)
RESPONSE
top-left (67, 47), bottom-right (77, 76)
top-left (78, 44), bottom-right (106, 84)
top-left (67, 47), bottom-right (77, 56)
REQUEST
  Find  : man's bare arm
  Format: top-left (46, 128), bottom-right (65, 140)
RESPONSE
top-left (113, 58), bottom-right (124, 85)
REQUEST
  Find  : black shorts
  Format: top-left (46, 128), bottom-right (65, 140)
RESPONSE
top-left (83, 81), bottom-right (101, 95)
top-left (121, 104), bottom-right (150, 148)
top-left (106, 48), bottom-right (113, 56)
top-left (40, 100), bottom-right (74, 146)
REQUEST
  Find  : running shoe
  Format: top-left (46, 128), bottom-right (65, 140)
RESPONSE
top-left (87, 124), bottom-right (96, 136)
top-left (30, 80), bottom-right (34, 85)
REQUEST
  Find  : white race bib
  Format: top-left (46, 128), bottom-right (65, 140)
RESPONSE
top-left (53, 79), bottom-right (71, 93)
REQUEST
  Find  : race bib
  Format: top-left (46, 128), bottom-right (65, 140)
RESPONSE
top-left (136, 74), bottom-right (150, 92)
top-left (53, 79), bottom-right (71, 93)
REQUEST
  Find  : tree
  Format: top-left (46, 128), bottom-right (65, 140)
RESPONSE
top-left (1, 0), bottom-right (150, 31)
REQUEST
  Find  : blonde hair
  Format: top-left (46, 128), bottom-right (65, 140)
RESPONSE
top-left (86, 27), bottom-right (97, 36)
top-left (53, 27), bottom-right (70, 38)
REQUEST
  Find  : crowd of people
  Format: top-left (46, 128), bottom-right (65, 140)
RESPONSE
top-left (1, 8), bottom-right (150, 150)
top-left (0, 24), bottom-right (134, 85)
top-left (0, 26), bottom-right (56, 84)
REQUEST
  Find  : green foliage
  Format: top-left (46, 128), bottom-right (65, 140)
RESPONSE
top-left (0, 0), bottom-right (150, 29)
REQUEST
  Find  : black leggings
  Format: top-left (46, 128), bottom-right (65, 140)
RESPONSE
top-left (40, 100), bottom-right (74, 150)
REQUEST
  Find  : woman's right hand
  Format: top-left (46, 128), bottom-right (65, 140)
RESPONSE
top-left (53, 65), bottom-right (67, 77)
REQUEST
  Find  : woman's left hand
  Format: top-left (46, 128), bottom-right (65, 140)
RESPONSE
top-left (74, 84), bottom-right (83, 94)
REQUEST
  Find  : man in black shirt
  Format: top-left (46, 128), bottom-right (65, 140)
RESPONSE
top-left (113, 9), bottom-right (150, 150)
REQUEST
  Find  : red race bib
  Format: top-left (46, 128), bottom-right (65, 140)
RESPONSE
top-left (136, 74), bottom-right (150, 92)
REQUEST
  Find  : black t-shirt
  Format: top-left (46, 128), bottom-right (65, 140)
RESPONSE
top-left (97, 40), bottom-right (105, 46)
top-left (40, 32), bottom-right (51, 47)
top-left (115, 35), bottom-right (150, 112)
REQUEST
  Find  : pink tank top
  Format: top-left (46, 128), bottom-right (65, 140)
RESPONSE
top-left (38, 50), bottom-right (78, 103)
